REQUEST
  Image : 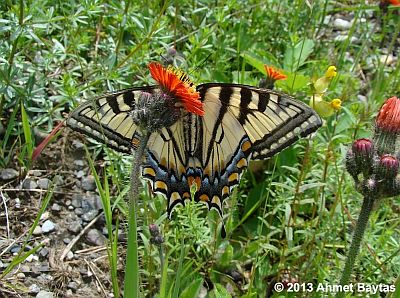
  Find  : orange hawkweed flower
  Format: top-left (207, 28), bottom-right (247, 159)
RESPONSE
top-left (264, 65), bottom-right (287, 81)
top-left (387, 0), bottom-right (400, 6)
top-left (148, 62), bottom-right (204, 116)
top-left (376, 96), bottom-right (400, 133)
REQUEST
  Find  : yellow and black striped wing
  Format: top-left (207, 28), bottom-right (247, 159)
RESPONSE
top-left (67, 83), bottom-right (322, 227)
top-left (67, 86), bottom-right (157, 152)
top-left (142, 83), bottom-right (322, 219)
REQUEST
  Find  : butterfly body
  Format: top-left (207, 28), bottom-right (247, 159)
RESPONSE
top-left (67, 83), bottom-right (322, 218)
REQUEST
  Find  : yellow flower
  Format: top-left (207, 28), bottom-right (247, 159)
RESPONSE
top-left (310, 95), bottom-right (341, 118)
top-left (313, 65), bottom-right (338, 94)
top-left (330, 98), bottom-right (342, 110)
top-left (325, 66), bottom-right (337, 79)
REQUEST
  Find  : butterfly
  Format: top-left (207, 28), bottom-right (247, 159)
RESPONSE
top-left (67, 64), bottom-right (322, 235)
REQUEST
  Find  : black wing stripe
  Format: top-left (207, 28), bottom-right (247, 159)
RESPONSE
top-left (238, 87), bottom-right (252, 124)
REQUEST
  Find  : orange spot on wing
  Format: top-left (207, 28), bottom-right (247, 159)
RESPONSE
top-left (237, 158), bottom-right (248, 169)
top-left (228, 173), bottom-right (239, 183)
top-left (241, 140), bottom-right (252, 152)
top-left (143, 167), bottom-right (156, 177)
top-left (199, 194), bottom-right (209, 202)
top-left (155, 180), bottom-right (168, 191)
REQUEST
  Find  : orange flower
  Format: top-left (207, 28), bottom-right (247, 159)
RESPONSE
top-left (148, 62), bottom-right (204, 116)
top-left (376, 96), bottom-right (400, 133)
top-left (264, 64), bottom-right (287, 81)
top-left (387, 0), bottom-right (400, 6)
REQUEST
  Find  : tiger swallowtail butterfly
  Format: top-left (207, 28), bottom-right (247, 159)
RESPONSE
top-left (67, 67), bottom-right (322, 236)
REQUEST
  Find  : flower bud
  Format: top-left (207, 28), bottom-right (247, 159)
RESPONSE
top-left (150, 235), bottom-right (164, 245)
top-left (378, 154), bottom-right (399, 179)
top-left (149, 223), bottom-right (160, 237)
top-left (345, 149), bottom-right (359, 179)
top-left (351, 138), bottom-right (374, 173)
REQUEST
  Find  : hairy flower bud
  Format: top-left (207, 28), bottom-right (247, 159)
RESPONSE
top-left (350, 138), bottom-right (374, 175)
top-left (150, 234), bottom-right (164, 245)
top-left (149, 223), bottom-right (160, 237)
top-left (131, 91), bottom-right (180, 132)
top-left (378, 154), bottom-right (399, 179)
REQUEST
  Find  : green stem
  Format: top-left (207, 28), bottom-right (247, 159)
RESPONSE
top-left (336, 195), bottom-right (375, 298)
top-left (124, 131), bottom-right (151, 298)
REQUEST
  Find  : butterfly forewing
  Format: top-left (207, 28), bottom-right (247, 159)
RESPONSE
top-left (67, 86), bottom-right (157, 153)
top-left (198, 84), bottom-right (322, 159)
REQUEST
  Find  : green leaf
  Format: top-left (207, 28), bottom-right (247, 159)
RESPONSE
top-left (241, 52), bottom-right (266, 74)
top-left (180, 278), bottom-right (203, 298)
top-left (21, 103), bottom-right (33, 162)
top-left (210, 283), bottom-right (232, 298)
top-left (276, 72), bottom-right (310, 92)
top-left (283, 39), bottom-right (314, 72)
top-left (218, 244), bottom-right (234, 268)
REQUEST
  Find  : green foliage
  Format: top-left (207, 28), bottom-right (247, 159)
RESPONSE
top-left (1, 0), bottom-right (399, 297)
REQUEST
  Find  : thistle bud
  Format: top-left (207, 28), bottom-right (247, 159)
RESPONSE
top-left (378, 154), bottom-right (399, 179)
top-left (351, 138), bottom-right (374, 175)
top-left (150, 235), bottom-right (164, 245)
top-left (149, 223), bottom-right (160, 237)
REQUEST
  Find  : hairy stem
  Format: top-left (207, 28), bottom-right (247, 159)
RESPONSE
top-left (124, 131), bottom-right (151, 298)
top-left (336, 195), bottom-right (375, 298)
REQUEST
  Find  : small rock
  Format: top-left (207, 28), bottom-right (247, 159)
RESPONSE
top-left (22, 178), bottom-right (38, 190)
top-left (33, 226), bottom-right (42, 235)
top-left (380, 54), bottom-right (397, 66)
top-left (30, 170), bottom-right (42, 177)
top-left (63, 238), bottom-right (71, 244)
top-left (20, 265), bottom-right (30, 273)
top-left (74, 208), bottom-right (83, 215)
top-left (51, 203), bottom-right (62, 212)
top-left (66, 251), bottom-right (74, 261)
top-left (118, 229), bottom-right (126, 241)
top-left (40, 211), bottom-right (50, 221)
top-left (81, 175), bottom-right (96, 191)
top-left (54, 175), bottom-right (64, 186)
top-left (72, 140), bottom-right (85, 150)
top-left (67, 222), bottom-right (82, 234)
top-left (334, 35), bottom-right (358, 43)
top-left (25, 254), bottom-right (34, 262)
top-left (37, 178), bottom-right (50, 189)
top-left (81, 210), bottom-right (98, 222)
top-left (16, 272), bottom-right (25, 279)
top-left (86, 229), bottom-right (106, 246)
top-left (333, 18), bottom-right (352, 30)
top-left (0, 168), bottom-right (19, 180)
top-left (65, 199), bottom-right (72, 206)
top-left (36, 290), bottom-right (54, 298)
top-left (71, 197), bottom-right (82, 208)
top-left (41, 220), bottom-right (55, 233)
top-left (74, 160), bottom-right (85, 167)
top-left (82, 195), bottom-right (102, 211)
top-left (15, 197), bottom-right (21, 209)
top-left (29, 284), bottom-right (40, 294)
top-left (39, 248), bottom-right (49, 258)
top-left (75, 170), bottom-right (85, 178)
top-left (357, 95), bottom-right (367, 103)
top-left (10, 245), bottom-right (21, 253)
top-left (67, 281), bottom-right (78, 291)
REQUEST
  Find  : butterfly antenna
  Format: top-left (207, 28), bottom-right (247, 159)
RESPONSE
top-left (189, 53), bottom-right (212, 75)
